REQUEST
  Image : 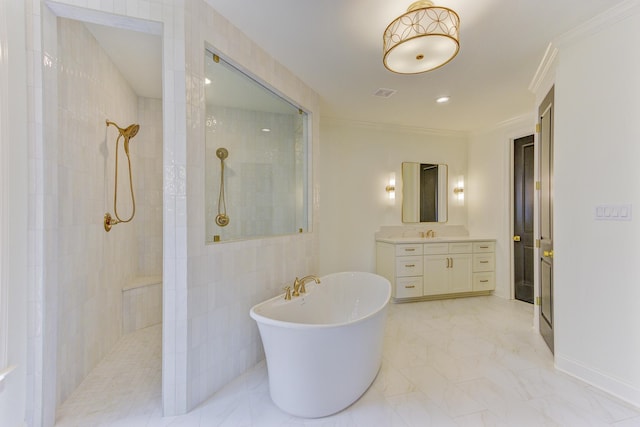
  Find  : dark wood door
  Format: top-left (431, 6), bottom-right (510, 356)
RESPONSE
top-left (514, 135), bottom-right (535, 304)
top-left (420, 164), bottom-right (438, 222)
top-left (539, 87), bottom-right (554, 353)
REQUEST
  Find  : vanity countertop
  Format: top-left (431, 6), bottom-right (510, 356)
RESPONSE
top-left (376, 236), bottom-right (496, 244)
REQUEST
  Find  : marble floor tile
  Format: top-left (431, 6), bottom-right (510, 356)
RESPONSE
top-left (55, 296), bottom-right (640, 426)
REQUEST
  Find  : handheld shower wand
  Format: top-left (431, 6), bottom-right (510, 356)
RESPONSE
top-left (104, 119), bottom-right (140, 232)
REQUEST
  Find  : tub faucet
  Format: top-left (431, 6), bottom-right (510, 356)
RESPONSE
top-left (292, 275), bottom-right (321, 296)
top-left (425, 229), bottom-right (435, 238)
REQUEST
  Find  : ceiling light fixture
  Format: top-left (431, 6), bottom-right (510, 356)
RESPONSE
top-left (436, 96), bottom-right (450, 103)
top-left (383, 1), bottom-right (460, 74)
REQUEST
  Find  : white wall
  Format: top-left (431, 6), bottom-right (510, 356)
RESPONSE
top-left (204, 107), bottom-right (303, 241)
top-left (183, 0), bottom-right (321, 410)
top-left (319, 119), bottom-right (468, 275)
top-left (468, 116), bottom-right (535, 299)
top-left (136, 98), bottom-right (164, 277)
top-left (54, 18), bottom-right (140, 404)
top-left (0, 0), bottom-right (28, 425)
top-left (27, 1), bottom-right (183, 423)
top-left (553, 10), bottom-right (640, 407)
top-left (51, 19), bottom-right (164, 406)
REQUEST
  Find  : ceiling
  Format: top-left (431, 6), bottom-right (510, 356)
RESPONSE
top-left (84, 21), bottom-right (162, 100)
top-left (85, 0), bottom-right (625, 133)
top-left (202, 0), bottom-right (624, 133)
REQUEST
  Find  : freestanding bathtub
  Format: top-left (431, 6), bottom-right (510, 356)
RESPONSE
top-left (249, 271), bottom-right (391, 418)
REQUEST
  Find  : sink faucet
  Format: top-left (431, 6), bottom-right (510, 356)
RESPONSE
top-left (292, 275), bottom-right (321, 296)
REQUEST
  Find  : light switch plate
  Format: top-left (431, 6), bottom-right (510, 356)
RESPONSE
top-left (595, 204), bottom-right (632, 221)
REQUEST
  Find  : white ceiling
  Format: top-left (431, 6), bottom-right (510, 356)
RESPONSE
top-left (85, 0), bottom-right (626, 133)
top-left (85, 21), bottom-right (162, 99)
top-left (202, 0), bottom-right (625, 132)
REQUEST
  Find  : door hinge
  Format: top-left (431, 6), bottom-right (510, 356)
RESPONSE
top-left (536, 123), bottom-right (541, 133)
top-left (535, 181), bottom-right (541, 190)
top-left (535, 296), bottom-right (541, 306)
top-left (535, 239), bottom-right (540, 248)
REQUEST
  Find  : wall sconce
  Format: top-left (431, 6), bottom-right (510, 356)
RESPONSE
top-left (453, 176), bottom-right (464, 201)
top-left (386, 173), bottom-right (396, 200)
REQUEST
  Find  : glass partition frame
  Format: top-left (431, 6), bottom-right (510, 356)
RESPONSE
top-left (204, 49), bottom-right (311, 243)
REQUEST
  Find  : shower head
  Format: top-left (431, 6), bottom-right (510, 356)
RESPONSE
top-left (123, 124), bottom-right (140, 139)
top-left (106, 120), bottom-right (140, 139)
top-left (106, 120), bottom-right (140, 155)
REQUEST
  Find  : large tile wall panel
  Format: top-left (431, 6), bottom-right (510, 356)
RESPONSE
top-left (184, 0), bottom-right (321, 409)
top-left (55, 18), bottom-right (140, 406)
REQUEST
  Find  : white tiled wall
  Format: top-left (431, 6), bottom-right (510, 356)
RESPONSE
top-left (184, 0), bottom-right (320, 409)
top-left (122, 276), bottom-right (163, 334)
top-left (27, 0), bottom-right (318, 423)
top-left (55, 18), bottom-right (142, 406)
top-left (27, 1), bottom-right (183, 424)
top-left (136, 97), bottom-right (163, 277)
top-left (204, 107), bottom-right (304, 241)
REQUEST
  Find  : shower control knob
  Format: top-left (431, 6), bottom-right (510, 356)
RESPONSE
top-left (215, 213), bottom-right (229, 227)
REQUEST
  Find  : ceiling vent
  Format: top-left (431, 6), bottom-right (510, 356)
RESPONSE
top-left (373, 88), bottom-right (397, 98)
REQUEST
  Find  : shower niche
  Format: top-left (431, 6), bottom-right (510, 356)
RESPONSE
top-left (204, 49), bottom-right (311, 243)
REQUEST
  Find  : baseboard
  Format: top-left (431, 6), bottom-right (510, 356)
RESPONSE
top-left (556, 353), bottom-right (640, 409)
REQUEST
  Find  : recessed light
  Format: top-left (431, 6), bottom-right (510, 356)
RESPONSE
top-left (436, 96), bottom-right (450, 103)
top-left (261, 128), bottom-right (271, 133)
top-left (205, 78), bottom-right (211, 85)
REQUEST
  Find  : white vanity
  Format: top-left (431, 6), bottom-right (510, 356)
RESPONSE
top-left (376, 236), bottom-right (496, 303)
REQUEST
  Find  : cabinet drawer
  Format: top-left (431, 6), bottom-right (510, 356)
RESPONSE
top-left (473, 253), bottom-right (495, 272)
top-left (396, 256), bottom-right (423, 277)
top-left (473, 241), bottom-right (495, 253)
top-left (395, 244), bottom-right (423, 256)
top-left (449, 242), bottom-right (473, 254)
top-left (473, 272), bottom-right (495, 291)
top-left (423, 243), bottom-right (449, 255)
top-left (396, 277), bottom-right (423, 298)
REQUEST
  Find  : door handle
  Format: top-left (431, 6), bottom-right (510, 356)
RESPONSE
top-left (543, 250), bottom-right (554, 258)
top-left (513, 235), bottom-right (521, 242)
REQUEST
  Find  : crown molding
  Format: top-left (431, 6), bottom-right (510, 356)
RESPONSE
top-left (529, 0), bottom-right (640, 96)
top-left (470, 113), bottom-right (535, 138)
top-left (554, 0), bottom-right (640, 48)
top-left (320, 116), bottom-right (468, 139)
top-left (528, 43), bottom-right (558, 95)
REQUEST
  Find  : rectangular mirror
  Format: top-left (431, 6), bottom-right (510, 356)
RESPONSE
top-left (402, 162), bottom-right (448, 223)
top-left (205, 49), bottom-right (310, 243)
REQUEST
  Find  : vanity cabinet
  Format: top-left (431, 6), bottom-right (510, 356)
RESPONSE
top-left (376, 239), bottom-right (495, 302)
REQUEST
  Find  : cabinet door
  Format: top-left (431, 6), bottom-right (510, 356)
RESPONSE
top-left (449, 253), bottom-right (472, 293)
top-left (423, 255), bottom-right (449, 295)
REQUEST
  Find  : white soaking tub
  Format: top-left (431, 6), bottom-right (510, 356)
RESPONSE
top-left (250, 271), bottom-right (391, 418)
